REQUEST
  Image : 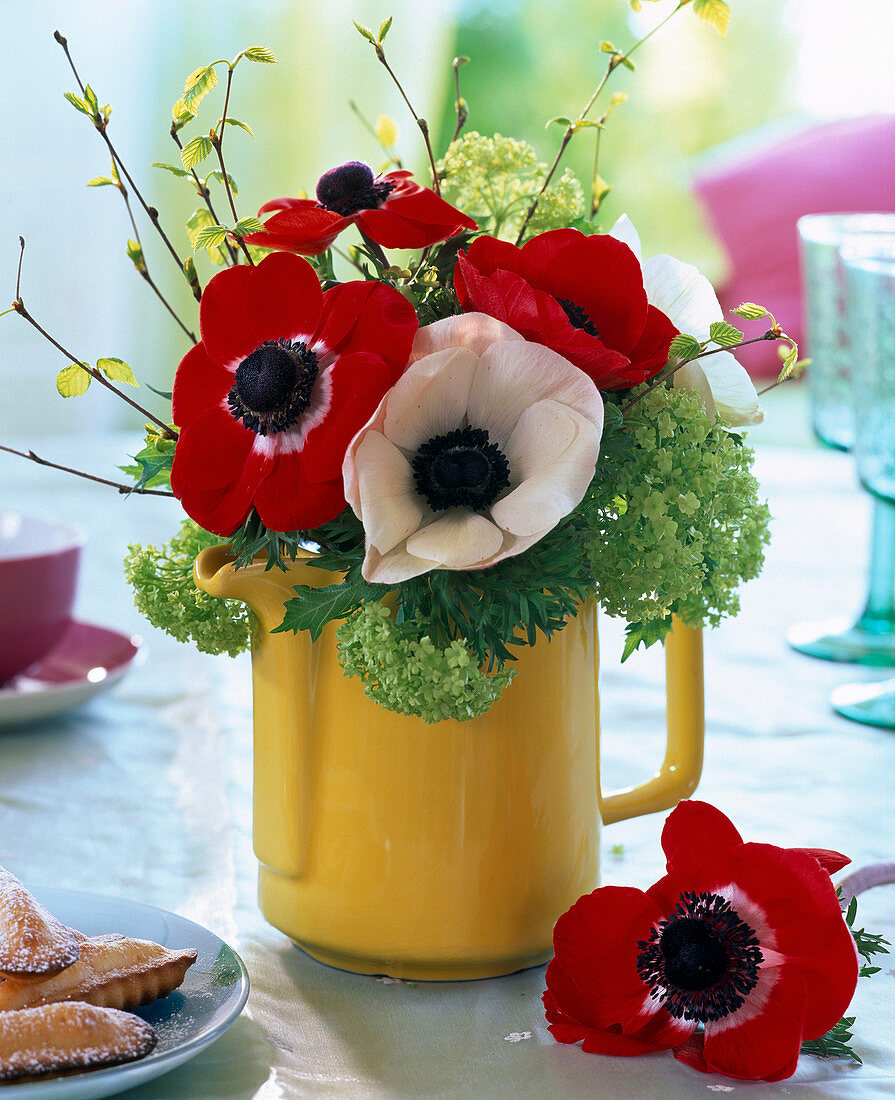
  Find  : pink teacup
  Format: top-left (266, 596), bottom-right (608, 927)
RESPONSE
top-left (0, 513), bottom-right (85, 685)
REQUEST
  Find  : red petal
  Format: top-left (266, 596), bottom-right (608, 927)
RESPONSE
top-left (252, 450), bottom-right (346, 530)
top-left (623, 303), bottom-right (679, 383)
top-left (661, 801), bottom-right (744, 879)
top-left (170, 408), bottom-right (255, 491)
top-left (698, 969), bottom-right (807, 1082)
top-left (199, 264), bottom-right (259, 370)
top-left (315, 281), bottom-right (417, 372)
top-left (170, 482), bottom-right (255, 537)
top-left (172, 342), bottom-right (233, 428)
top-left (794, 848), bottom-right (851, 875)
top-left (257, 196), bottom-right (306, 216)
top-left (355, 181), bottom-right (476, 248)
top-left (463, 234), bottom-right (528, 277)
top-left (244, 204), bottom-right (350, 255)
top-left (244, 251), bottom-right (323, 344)
top-left (672, 1031), bottom-right (709, 1073)
top-left (303, 352), bottom-right (395, 483)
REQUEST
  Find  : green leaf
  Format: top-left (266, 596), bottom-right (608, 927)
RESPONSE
top-left (731, 302), bottom-right (771, 321)
top-left (172, 97), bottom-right (196, 123)
top-left (193, 224), bottom-right (230, 251)
top-left (223, 117), bottom-right (254, 138)
top-left (64, 92), bottom-right (90, 116)
top-left (100, 103), bottom-right (112, 124)
top-left (801, 1016), bottom-right (861, 1064)
top-left (621, 617), bottom-right (672, 662)
top-left (120, 437), bottom-right (174, 491)
top-left (182, 64), bottom-right (218, 114)
top-left (97, 357), bottom-right (138, 386)
top-left (600, 41), bottom-right (616, 52)
top-left (353, 20), bottom-right (377, 44)
top-left (708, 321), bottom-right (745, 347)
top-left (86, 176), bottom-right (115, 187)
top-left (546, 116), bottom-right (573, 130)
top-left (204, 169), bottom-right (238, 197)
top-left (126, 238), bottom-right (146, 273)
top-left (243, 46), bottom-right (278, 64)
top-left (619, 56), bottom-right (636, 71)
top-left (180, 135), bottom-right (213, 171)
top-left (668, 333), bottom-right (703, 361)
top-left (56, 362), bottom-right (91, 397)
top-left (275, 578), bottom-right (376, 641)
top-left (776, 345), bottom-right (799, 383)
top-left (692, 0), bottom-right (731, 36)
top-left (151, 161), bottom-right (189, 178)
top-left (83, 84), bottom-right (100, 117)
top-left (234, 217), bottom-right (264, 237)
top-left (378, 16), bottom-right (393, 43)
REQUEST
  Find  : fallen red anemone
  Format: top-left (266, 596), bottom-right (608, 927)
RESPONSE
top-left (170, 251), bottom-right (417, 535)
top-left (543, 801), bottom-right (858, 1082)
top-left (243, 161), bottom-right (477, 255)
top-left (453, 229), bottom-right (679, 390)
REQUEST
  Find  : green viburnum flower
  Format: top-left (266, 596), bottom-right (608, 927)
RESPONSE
top-left (580, 385), bottom-right (770, 650)
top-left (337, 602), bottom-right (515, 723)
top-left (124, 519), bottom-right (251, 657)
top-left (438, 131), bottom-right (584, 240)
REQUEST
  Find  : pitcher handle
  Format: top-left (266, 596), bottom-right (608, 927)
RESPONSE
top-left (599, 617), bottom-right (704, 826)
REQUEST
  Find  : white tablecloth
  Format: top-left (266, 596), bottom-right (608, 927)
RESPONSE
top-left (1, 437), bottom-right (893, 1098)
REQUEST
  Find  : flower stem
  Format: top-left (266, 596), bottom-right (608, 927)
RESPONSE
top-left (515, 2), bottom-right (687, 244)
top-left (358, 229), bottom-right (390, 270)
top-left (54, 32), bottom-right (198, 299)
top-left (171, 126), bottom-right (239, 266)
top-left (212, 67), bottom-right (254, 265)
top-left (450, 57), bottom-right (469, 145)
top-left (0, 444), bottom-right (175, 497)
top-left (372, 43), bottom-right (441, 195)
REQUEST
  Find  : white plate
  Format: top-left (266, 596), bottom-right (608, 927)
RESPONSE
top-left (0, 623), bottom-right (140, 728)
top-left (0, 887), bottom-right (250, 1098)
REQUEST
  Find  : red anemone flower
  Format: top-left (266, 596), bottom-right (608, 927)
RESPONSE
top-left (543, 801), bottom-right (858, 1083)
top-left (453, 229), bottom-right (679, 389)
top-left (170, 251), bottom-right (417, 535)
top-left (243, 161), bottom-right (477, 255)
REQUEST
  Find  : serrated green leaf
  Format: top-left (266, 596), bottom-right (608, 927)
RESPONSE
top-left (83, 84), bottom-right (99, 117)
top-left (182, 64), bottom-right (218, 114)
top-left (353, 21), bottom-right (377, 43)
top-left (64, 92), bottom-right (90, 116)
top-left (223, 117), bottom-right (254, 138)
top-left (180, 135), bottom-right (213, 171)
top-left (86, 176), bottom-right (115, 187)
top-left (275, 579), bottom-right (373, 641)
top-left (668, 333), bottom-right (703, 361)
top-left (151, 161), bottom-right (189, 178)
top-left (709, 321), bottom-right (744, 347)
top-left (172, 97), bottom-right (196, 122)
top-left (97, 357), bottom-right (138, 386)
top-left (243, 46), bottom-right (278, 64)
top-left (56, 362), bottom-right (91, 397)
top-left (776, 346), bottom-right (799, 382)
top-left (193, 224), bottom-right (230, 250)
top-left (693, 0), bottom-right (731, 36)
top-left (204, 169), bottom-right (238, 196)
top-left (731, 302), bottom-right (771, 321)
top-left (234, 217), bottom-right (264, 237)
top-left (378, 16), bottom-right (393, 43)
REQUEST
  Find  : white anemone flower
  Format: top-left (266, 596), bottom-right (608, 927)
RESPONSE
top-left (343, 313), bottom-right (604, 584)
top-left (610, 215), bottom-right (763, 427)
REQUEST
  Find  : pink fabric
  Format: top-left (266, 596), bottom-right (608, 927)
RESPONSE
top-left (694, 115), bottom-right (895, 377)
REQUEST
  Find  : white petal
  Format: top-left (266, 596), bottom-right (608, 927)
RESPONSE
top-left (382, 346), bottom-right (478, 452)
top-left (675, 352), bottom-right (764, 427)
top-left (405, 511), bottom-right (504, 569)
top-left (362, 542), bottom-right (440, 584)
top-left (491, 405), bottom-right (600, 536)
top-left (608, 214), bottom-right (642, 261)
top-left (352, 431), bottom-right (426, 555)
top-left (468, 340), bottom-right (604, 448)
top-left (409, 313), bottom-right (524, 363)
top-left (642, 254), bottom-right (722, 341)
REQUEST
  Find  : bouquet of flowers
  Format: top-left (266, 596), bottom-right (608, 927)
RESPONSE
top-left (4, 1), bottom-right (799, 725)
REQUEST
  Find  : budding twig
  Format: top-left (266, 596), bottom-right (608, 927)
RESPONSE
top-left (0, 445), bottom-right (175, 497)
top-left (450, 57), bottom-right (469, 145)
top-left (211, 67), bottom-right (254, 265)
top-left (171, 127), bottom-right (239, 266)
top-left (370, 41), bottom-right (441, 195)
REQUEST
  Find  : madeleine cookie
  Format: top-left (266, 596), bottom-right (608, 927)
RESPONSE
top-left (0, 867), bottom-right (80, 982)
top-left (0, 935), bottom-right (197, 1012)
top-left (0, 1001), bottom-right (157, 1081)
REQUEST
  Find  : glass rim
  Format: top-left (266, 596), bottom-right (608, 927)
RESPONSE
top-left (797, 212), bottom-right (895, 246)
top-left (841, 240), bottom-right (895, 277)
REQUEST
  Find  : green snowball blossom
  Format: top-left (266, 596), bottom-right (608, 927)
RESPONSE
top-left (124, 519), bottom-right (252, 657)
top-left (337, 602), bottom-right (515, 723)
top-left (438, 131), bottom-right (584, 239)
top-left (580, 385), bottom-right (770, 640)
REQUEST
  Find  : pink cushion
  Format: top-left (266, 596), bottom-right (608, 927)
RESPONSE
top-left (694, 115), bottom-right (895, 376)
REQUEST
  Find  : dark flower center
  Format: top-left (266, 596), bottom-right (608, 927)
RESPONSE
top-left (228, 339), bottom-right (318, 437)
top-left (557, 297), bottom-right (600, 337)
top-left (316, 160), bottom-right (396, 217)
top-left (411, 425), bottom-right (510, 512)
top-left (636, 891), bottom-right (763, 1023)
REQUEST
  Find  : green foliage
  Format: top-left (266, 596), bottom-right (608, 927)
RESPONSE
top-left (801, 1017), bottom-right (861, 1065)
top-left (438, 131), bottom-right (584, 240)
top-left (234, 216), bottom-right (264, 237)
top-left (275, 574), bottom-right (383, 641)
top-left (668, 334), bottom-right (702, 360)
top-left (845, 893), bottom-right (891, 977)
top-left (97, 357), bottom-right (137, 386)
top-left (55, 362), bottom-right (91, 397)
top-left (193, 224), bottom-right (230, 251)
top-left (181, 64), bottom-right (218, 116)
top-left (579, 385), bottom-right (770, 649)
top-left (228, 509), bottom-right (305, 571)
top-left (692, 0), bottom-right (731, 37)
top-left (119, 427), bottom-right (175, 491)
top-left (222, 118), bottom-right (254, 138)
top-left (152, 161), bottom-right (189, 179)
top-left (124, 519), bottom-right (251, 657)
top-left (187, 208), bottom-right (229, 265)
top-left (181, 135), bottom-right (213, 171)
top-left (708, 321), bottom-right (744, 347)
top-left (337, 602), bottom-right (515, 723)
top-left (126, 238), bottom-right (146, 274)
top-left (239, 46), bottom-right (278, 65)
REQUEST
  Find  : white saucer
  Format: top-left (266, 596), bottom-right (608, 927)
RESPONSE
top-left (0, 622), bottom-right (140, 728)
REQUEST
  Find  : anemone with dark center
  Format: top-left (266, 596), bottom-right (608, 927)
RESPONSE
top-left (315, 161), bottom-right (396, 217)
top-left (227, 338), bottom-right (319, 437)
top-left (411, 425), bottom-right (511, 513)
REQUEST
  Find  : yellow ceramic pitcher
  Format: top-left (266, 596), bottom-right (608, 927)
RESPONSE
top-left (196, 546), bottom-right (704, 981)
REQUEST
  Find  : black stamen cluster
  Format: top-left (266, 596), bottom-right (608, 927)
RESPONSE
top-left (636, 891), bottom-right (763, 1023)
top-left (316, 160), bottom-right (396, 217)
top-left (557, 296), bottom-right (600, 337)
top-left (412, 425), bottom-right (511, 513)
top-left (228, 339), bottom-right (318, 437)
